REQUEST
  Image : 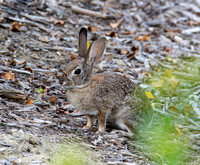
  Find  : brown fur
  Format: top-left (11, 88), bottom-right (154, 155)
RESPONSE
top-left (59, 27), bottom-right (151, 134)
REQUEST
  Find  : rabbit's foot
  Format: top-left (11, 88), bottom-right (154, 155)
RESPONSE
top-left (83, 115), bottom-right (94, 130)
top-left (83, 125), bottom-right (93, 130)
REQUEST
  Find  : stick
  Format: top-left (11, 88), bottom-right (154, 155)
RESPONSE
top-left (71, 5), bottom-right (107, 18)
top-left (0, 84), bottom-right (27, 100)
top-left (0, 65), bottom-right (33, 75)
top-left (7, 16), bottom-right (50, 33)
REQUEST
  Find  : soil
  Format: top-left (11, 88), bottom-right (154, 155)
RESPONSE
top-left (0, 0), bottom-right (200, 164)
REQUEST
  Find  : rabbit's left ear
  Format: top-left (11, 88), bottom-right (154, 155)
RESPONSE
top-left (86, 37), bottom-right (106, 65)
top-left (79, 27), bottom-right (88, 59)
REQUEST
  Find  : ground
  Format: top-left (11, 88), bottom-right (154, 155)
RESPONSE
top-left (0, 0), bottom-right (200, 164)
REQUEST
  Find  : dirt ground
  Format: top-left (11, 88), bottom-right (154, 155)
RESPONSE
top-left (0, 0), bottom-right (200, 164)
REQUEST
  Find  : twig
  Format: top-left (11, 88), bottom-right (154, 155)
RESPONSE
top-left (33, 68), bottom-right (57, 73)
top-left (0, 84), bottom-right (27, 100)
top-left (71, 5), bottom-right (107, 18)
top-left (0, 65), bottom-right (33, 75)
top-left (7, 16), bottom-right (50, 33)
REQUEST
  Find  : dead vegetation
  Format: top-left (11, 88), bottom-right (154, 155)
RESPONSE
top-left (0, 0), bottom-right (200, 164)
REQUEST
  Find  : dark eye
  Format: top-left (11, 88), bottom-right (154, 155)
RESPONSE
top-left (74, 68), bottom-right (81, 74)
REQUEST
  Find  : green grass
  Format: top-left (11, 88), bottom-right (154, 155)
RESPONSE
top-left (49, 137), bottom-right (99, 165)
top-left (138, 56), bottom-right (200, 164)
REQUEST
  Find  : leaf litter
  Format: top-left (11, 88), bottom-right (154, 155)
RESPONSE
top-left (0, 0), bottom-right (200, 164)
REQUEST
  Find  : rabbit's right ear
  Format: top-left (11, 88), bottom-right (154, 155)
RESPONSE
top-left (86, 37), bottom-right (106, 65)
top-left (79, 27), bottom-right (87, 59)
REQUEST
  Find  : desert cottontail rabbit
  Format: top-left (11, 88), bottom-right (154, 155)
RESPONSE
top-left (59, 27), bottom-right (151, 134)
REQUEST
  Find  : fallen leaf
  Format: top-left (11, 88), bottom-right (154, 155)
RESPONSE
top-left (120, 49), bottom-right (129, 55)
top-left (70, 54), bottom-right (77, 60)
top-left (49, 96), bottom-right (57, 102)
top-left (25, 99), bottom-right (34, 105)
top-left (88, 25), bottom-right (99, 32)
top-left (61, 89), bottom-right (66, 94)
top-left (55, 72), bottom-right (62, 79)
top-left (127, 53), bottom-right (136, 59)
top-left (175, 125), bottom-right (181, 137)
top-left (136, 35), bottom-right (151, 41)
top-left (169, 76), bottom-right (179, 89)
top-left (131, 45), bottom-right (139, 52)
top-left (110, 19), bottom-right (122, 29)
top-left (74, 110), bottom-right (78, 113)
top-left (175, 125), bottom-right (185, 137)
top-left (151, 79), bottom-right (165, 88)
top-left (163, 47), bottom-right (173, 53)
top-left (8, 59), bottom-right (16, 66)
top-left (64, 111), bottom-right (70, 115)
top-left (127, 45), bottom-right (139, 58)
top-left (169, 105), bottom-right (179, 112)
top-left (38, 36), bottom-right (49, 43)
top-left (50, 16), bottom-right (65, 25)
top-left (0, 17), bottom-right (3, 23)
top-left (122, 32), bottom-right (132, 35)
top-left (24, 67), bottom-right (34, 73)
top-left (145, 91), bottom-right (155, 99)
top-left (37, 89), bottom-right (44, 93)
top-left (1, 71), bottom-right (15, 80)
top-left (189, 20), bottom-right (200, 26)
top-left (105, 31), bottom-right (117, 37)
top-left (166, 56), bottom-right (177, 64)
top-left (164, 70), bottom-right (173, 78)
top-left (184, 106), bottom-right (193, 116)
top-left (10, 22), bottom-right (23, 32)
top-left (87, 40), bottom-right (90, 49)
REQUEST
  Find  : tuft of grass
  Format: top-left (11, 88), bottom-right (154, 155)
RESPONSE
top-left (49, 136), bottom-right (100, 165)
top-left (138, 56), bottom-right (200, 164)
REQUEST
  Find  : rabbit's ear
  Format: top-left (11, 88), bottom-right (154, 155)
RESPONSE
top-left (86, 37), bottom-right (106, 65)
top-left (79, 27), bottom-right (87, 59)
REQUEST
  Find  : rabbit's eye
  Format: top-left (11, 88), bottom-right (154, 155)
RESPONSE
top-left (74, 68), bottom-right (81, 74)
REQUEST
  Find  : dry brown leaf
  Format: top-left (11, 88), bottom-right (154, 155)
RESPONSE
top-left (120, 49), bottom-right (129, 55)
top-left (8, 59), bottom-right (16, 66)
top-left (25, 99), bottom-right (34, 105)
top-left (55, 72), bottom-right (62, 79)
top-left (24, 67), bottom-right (34, 73)
top-left (105, 31), bottom-right (117, 37)
top-left (88, 25), bottom-right (99, 32)
top-left (63, 102), bottom-right (69, 106)
top-left (49, 96), bottom-right (57, 102)
top-left (122, 32), bottom-right (132, 35)
top-left (1, 71), bottom-right (15, 80)
top-left (0, 17), bottom-right (3, 23)
top-left (38, 36), bottom-right (49, 43)
top-left (10, 22), bottom-right (23, 32)
top-left (50, 16), bottom-right (65, 26)
top-left (169, 105), bottom-right (179, 112)
top-left (61, 89), bottom-right (66, 94)
top-left (163, 47), bottom-right (173, 53)
top-left (74, 110), bottom-right (78, 113)
top-left (189, 20), bottom-right (200, 26)
top-left (70, 54), bottom-right (77, 60)
top-left (110, 19), bottom-right (122, 29)
top-left (131, 45), bottom-right (139, 52)
top-left (136, 35), bottom-right (151, 41)
top-left (127, 46), bottom-right (139, 58)
top-left (64, 111), bottom-right (70, 115)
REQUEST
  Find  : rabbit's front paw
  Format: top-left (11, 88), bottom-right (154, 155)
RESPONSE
top-left (83, 115), bottom-right (94, 130)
